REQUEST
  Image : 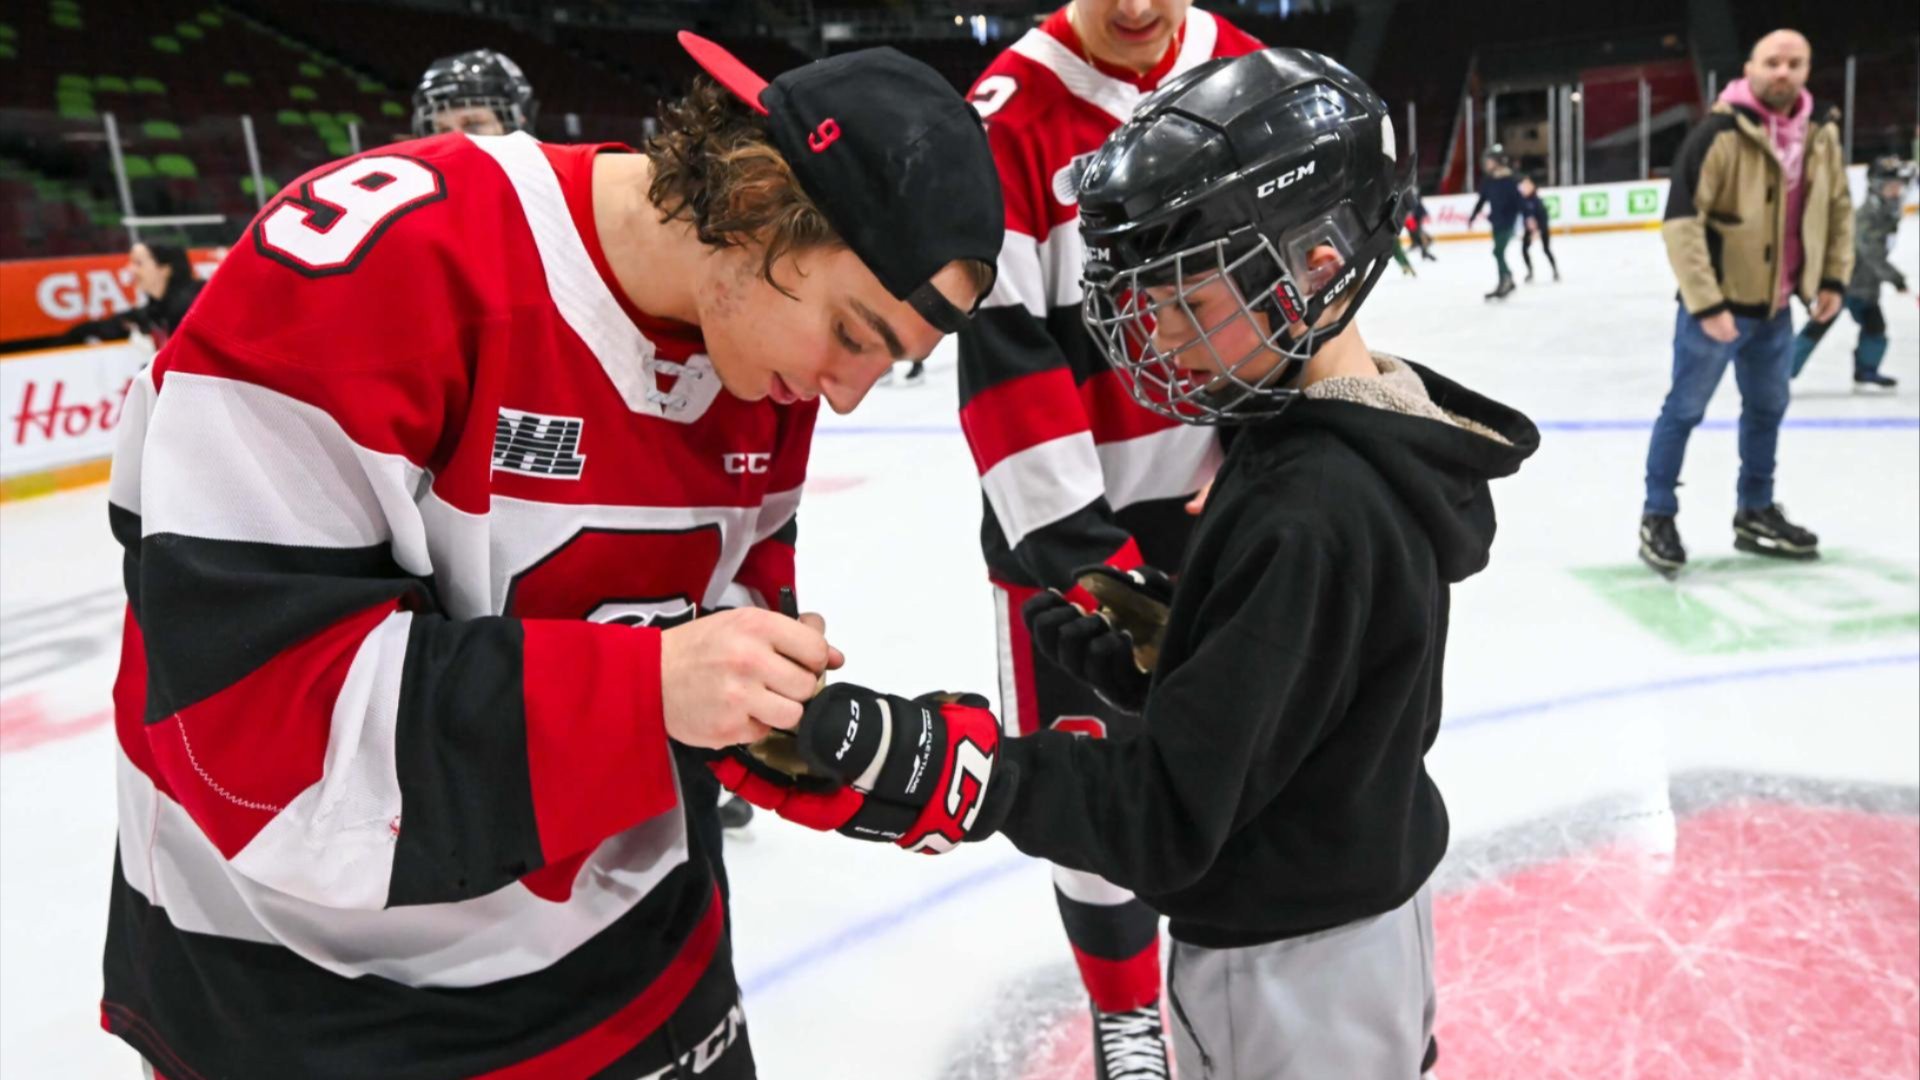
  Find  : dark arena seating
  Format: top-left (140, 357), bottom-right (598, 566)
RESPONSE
top-left (1, 0), bottom-right (1915, 258)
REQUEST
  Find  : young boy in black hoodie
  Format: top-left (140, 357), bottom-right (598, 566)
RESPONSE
top-left (710, 49), bottom-right (1538, 1080)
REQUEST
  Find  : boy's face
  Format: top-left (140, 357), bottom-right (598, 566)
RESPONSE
top-left (1143, 243), bottom-right (1347, 388)
top-left (1072, 0), bottom-right (1192, 72)
top-left (430, 105), bottom-right (507, 136)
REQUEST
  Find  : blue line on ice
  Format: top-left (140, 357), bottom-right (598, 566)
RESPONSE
top-left (736, 649), bottom-right (1919, 997)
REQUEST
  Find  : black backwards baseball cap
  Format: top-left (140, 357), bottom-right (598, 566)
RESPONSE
top-left (678, 32), bottom-right (1002, 333)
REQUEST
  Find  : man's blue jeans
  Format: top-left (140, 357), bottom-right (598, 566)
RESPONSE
top-left (1644, 303), bottom-right (1793, 517)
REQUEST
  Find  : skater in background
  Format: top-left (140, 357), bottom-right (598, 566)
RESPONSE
top-left (1406, 185), bottom-right (1437, 260)
top-left (1640, 27), bottom-right (1852, 577)
top-left (952, 3), bottom-right (1263, 1074)
top-left (1517, 175), bottom-right (1559, 282)
top-left (1791, 154), bottom-right (1914, 389)
top-left (1467, 145), bottom-right (1522, 299)
top-left (719, 49), bottom-right (1538, 1080)
top-left (412, 48), bottom-right (537, 137)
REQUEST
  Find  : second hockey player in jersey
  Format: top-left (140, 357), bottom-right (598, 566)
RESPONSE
top-left (956, 3), bottom-right (1261, 1075)
top-left (721, 48), bottom-right (1539, 1080)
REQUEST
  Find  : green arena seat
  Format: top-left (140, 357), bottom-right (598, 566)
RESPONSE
top-left (94, 74), bottom-right (130, 93)
top-left (324, 136), bottom-right (352, 157)
top-left (176, 23), bottom-right (204, 40)
top-left (57, 100), bottom-right (97, 121)
top-left (356, 79), bottom-right (385, 94)
top-left (0, 23), bottom-right (16, 40)
top-left (223, 71), bottom-right (252, 87)
top-left (151, 36), bottom-right (181, 53)
top-left (132, 76), bottom-right (165, 94)
top-left (299, 62), bottom-right (323, 78)
top-left (240, 175), bottom-right (281, 198)
top-left (0, 43), bottom-right (15, 60)
top-left (52, 12), bottom-right (83, 30)
top-left (142, 119), bottom-right (182, 140)
top-left (58, 73), bottom-right (90, 89)
top-left (154, 154), bottom-right (198, 180)
top-left (197, 11), bottom-right (222, 27)
top-left (289, 85), bottom-right (317, 102)
top-left (275, 109), bottom-right (307, 126)
top-left (334, 111), bottom-right (363, 126)
top-left (379, 101), bottom-right (404, 118)
top-left (120, 155), bottom-right (156, 180)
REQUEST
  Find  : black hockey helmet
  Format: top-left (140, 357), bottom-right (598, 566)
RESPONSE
top-left (1481, 142), bottom-right (1512, 170)
top-left (412, 48), bottom-right (538, 137)
top-left (1078, 48), bottom-right (1409, 424)
top-left (1867, 154), bottom-right (1917, 188)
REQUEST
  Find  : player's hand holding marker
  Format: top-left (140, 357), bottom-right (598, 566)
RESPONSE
top-left (659, 607), bottom-right (844, 749)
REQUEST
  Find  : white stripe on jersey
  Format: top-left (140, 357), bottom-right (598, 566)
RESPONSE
top-left (1007, 9), bottom-right (1223, 124)
top-left (468, 132), bottom-right (723, 424)
top-left (108, 365), bottom-right (157, 516)
top-left (117, 741), bottom-right (693, 988)
top-left (981, 431), bottom-right (1108, 550)
top-left (981, 217), bottom-right (1091, 317)
top-left (1096, 423), bottom-right (1224, 512)
top-left (139, 372), bottom-right (433, 575)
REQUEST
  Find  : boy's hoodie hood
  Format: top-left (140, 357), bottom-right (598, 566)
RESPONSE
top-left (1280, 355), bottom-right (1540, 584)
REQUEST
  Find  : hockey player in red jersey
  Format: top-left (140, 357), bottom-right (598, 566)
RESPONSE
top-left (955, 2), bottom-right (1259, 1075)
top-left (100, 35), bottom-right (999, 1079)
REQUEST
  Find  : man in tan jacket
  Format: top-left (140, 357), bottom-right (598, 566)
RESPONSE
top-left (1639, 29), bottom-right (1853, 577)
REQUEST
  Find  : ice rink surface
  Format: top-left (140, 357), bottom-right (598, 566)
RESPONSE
top-left (4, 225), bottom-right (1916, 1079)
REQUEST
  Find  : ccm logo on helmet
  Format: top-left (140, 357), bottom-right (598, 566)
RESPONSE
top-left (1256, 161), bottom-right (1317, 199)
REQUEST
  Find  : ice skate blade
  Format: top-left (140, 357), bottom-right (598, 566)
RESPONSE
top-left (1638, 547), bottom-right (1683, 579)
top-left (1733, 534), bottom-right (1820, 560)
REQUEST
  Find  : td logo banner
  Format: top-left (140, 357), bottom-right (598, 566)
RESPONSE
top-left (1579, 192), bottom-right (1610, 218)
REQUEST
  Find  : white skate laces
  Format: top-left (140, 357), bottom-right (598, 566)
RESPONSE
top-left (1096, 1004), bottom-right (1170, 1080)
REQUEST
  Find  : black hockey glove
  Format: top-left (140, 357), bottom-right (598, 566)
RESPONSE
top-left (711, 684), bottom-right (1010, 854)
top-left (1023, 565), bottom-right (1174, 714)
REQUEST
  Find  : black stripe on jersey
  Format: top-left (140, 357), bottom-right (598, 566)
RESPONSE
top-left (1054, 887), bottom-right (1161, 962)
top-left (387, 613), bottom-right (546, 906)
top-left (957, 303), bottom-right (1110, 407)
top-left (109, 503), bottom-right (143, 626)
top-left (983, 493), bottom-right (1198, 591)
top-left (134, 531), bottom-right (428, 723)
top-left (102, 852), bottom-right (721, 1078)
top-left (767, 513), bottom-right (798, 548)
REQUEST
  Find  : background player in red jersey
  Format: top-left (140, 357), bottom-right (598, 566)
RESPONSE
top-left (954, 4), bottom-right (1260, 1076)
top-left (99, 35), bottom-right (999, 1079)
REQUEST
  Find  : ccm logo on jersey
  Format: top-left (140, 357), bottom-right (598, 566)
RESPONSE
top-left (723, 452), bottom-right (771, 475)
top-left (492, 408), bottom-right (586, 478)
top-left (1256, 161), bottom-right (1317, 199)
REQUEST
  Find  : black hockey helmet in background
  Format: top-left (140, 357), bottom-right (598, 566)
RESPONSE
top-left (1481, 142), bottom-right (1513, 170)
top-left (1078, 47), bottom-right (1410, 424)
top-left (412, 49), bottom-right (538, 137)
top-left (1866, 154), bottom-right (1916, 188)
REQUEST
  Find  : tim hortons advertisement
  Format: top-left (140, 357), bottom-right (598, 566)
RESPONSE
top-left (0, 341), bottom-right (149, 479)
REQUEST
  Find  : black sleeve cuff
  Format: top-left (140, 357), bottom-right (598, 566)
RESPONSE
top-left (970, 742), bottom-right (1025, 843)
top-left (1818, 279), bottom-right (1847, 294)
top-left (1689, 301), bottom-right (1731, 319)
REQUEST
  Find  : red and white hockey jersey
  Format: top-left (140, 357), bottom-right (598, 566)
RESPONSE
top-left (102, 132), bottom-right (812, 1075)
top-left (957, 7), bottom-right (1262, 598)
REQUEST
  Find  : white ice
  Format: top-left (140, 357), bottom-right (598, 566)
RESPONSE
top-left (4, 225), bottom-right (1916, 1079)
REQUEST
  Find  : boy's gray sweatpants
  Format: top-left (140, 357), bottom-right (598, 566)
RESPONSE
top-left (1166, 883), bottom-right (1435, 1080)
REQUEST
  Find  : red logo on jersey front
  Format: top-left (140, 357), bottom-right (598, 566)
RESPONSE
top-left (808, 119), bottom-right (842, 153)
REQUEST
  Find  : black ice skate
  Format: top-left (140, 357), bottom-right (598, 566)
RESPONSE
top-left (1484, 275), bottom-right (1516, 301)
top-left (1853, 370), bottom-right (1897, 391)
top-left (718, 794), bottom-right (755, 830)
top-left (1733, 505), bottom-right (1819, 560)
top-left (1639, 514), bottom-right (1686, 578)
top-left (1092, 1002), bottom-right (1171, 1080)
top-left (1524, 267), bottom-right (1535, 283)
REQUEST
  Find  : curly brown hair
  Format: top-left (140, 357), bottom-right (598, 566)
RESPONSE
top-left (645, 77), bottom-right (993, 302)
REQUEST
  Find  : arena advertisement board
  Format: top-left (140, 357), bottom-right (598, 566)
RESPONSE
top-left (0, 249), bottom-right (222, 346)
top-left (1418, 164), bottom-right (1913, 241)
top-left (0, 341), bottom-right (149, 480)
